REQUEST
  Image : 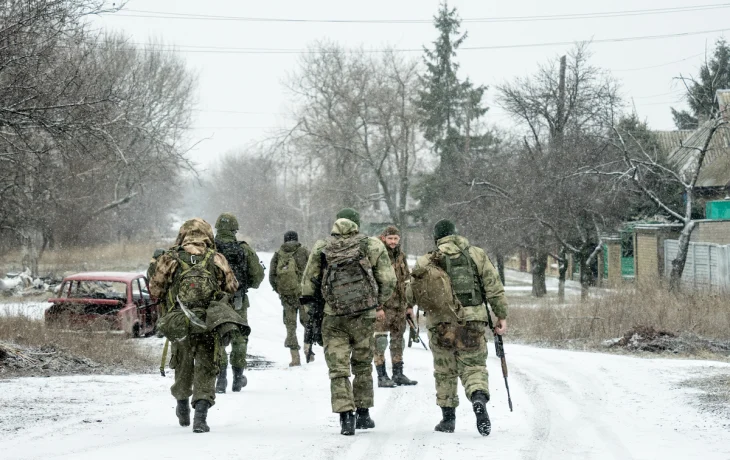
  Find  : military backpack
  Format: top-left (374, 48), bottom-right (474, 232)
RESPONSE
top-left (275, 250), bottom-right (301, 296)
top-left (439, 247), bottom-right (484, 307)
top-left (321, 235), bottom-right (378, 316)
top-left (215, 238), bottom-right (248, 293)
top-left (410, 251), bottom-right (465, 323)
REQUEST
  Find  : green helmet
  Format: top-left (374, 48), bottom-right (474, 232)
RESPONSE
top-left (215, 212), bottom-right (239, 232)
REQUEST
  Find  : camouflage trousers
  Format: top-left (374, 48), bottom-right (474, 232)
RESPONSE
top-left (170, 333), bottom-right (219, 406)
top-left (322, 312), bottom-right (376, 413)
top-left (373, 306), bottom-right (406, 366)
top-left (219, 306), bottom-right (248, 370)
top-left (282, 295), bottom-right (309, 350)
top-left (428, 321), bottom-right (489, 408)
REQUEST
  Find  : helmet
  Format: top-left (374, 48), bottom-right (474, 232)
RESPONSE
top-left (215, 212), bottom-right (239, 232)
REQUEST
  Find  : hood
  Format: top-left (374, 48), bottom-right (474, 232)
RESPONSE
top-left (280, 241), bottom-right (301, 253)
top-left (436, 234), bottom-right (470, 256)
top-left (330, 218), bottom-right (359, 237)
top-left (175, 218), bottom-right (215, 255)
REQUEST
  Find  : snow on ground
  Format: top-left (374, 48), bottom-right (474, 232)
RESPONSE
top-left (2, 253), bottom-right (730, 459)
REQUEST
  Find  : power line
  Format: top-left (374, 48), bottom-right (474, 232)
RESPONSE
top-left (122, 27), bottom-right (730, 55)
top-left (613, 53), bottom-right (706, 72)
top-left (117, 3), bottom-right (730, 24)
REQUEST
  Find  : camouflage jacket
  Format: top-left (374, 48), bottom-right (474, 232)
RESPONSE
top-left (301, 218), bottom-right (396, 317)
top-left (215, 230), bottom-right (265, 309)
top-left (149, 218), bottom-right (238, 308)
top-left (411, 235), bottom-right (508, 327)
top-left (383, 245), bottom-right (413, 311)
top-left (269, 241), bottom-right (310, 294)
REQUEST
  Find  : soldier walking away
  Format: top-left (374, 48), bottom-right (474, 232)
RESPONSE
top-left (269, 231), bottom-right (311, 366)
top-left (149, 218), bottom-right (240, 433)
top-left (301, 208), bottom-right (396, 436)
top-left (410, 219), bottom-right (508, 437)
top-left (213, 213), bottom-right (265, 393)
top-left (374, 226), bottom-right (418, 388)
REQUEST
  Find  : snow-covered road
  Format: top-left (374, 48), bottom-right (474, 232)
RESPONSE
top-left (2, 254), bottom-right (729, 459)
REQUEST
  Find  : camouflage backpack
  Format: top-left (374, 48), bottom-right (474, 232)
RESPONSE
top-left (321, 235), bottom-right (378, 316)
top-left (215, 239), bottom-right (248, 293)
top-left (170, 248), bottom-right (220, 309)
top-left (276, 250), bottom-right (300, 296)
top-left (410, 251), bottom-right (465, 323)
top-left (439, 248), bottom-right (484, 307)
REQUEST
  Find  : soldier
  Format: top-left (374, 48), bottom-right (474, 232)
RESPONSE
top-left (149, 218), bottom-right (239, 433)
top-left (411, 219), bottom-right (508, 437)
top-left (374, 226), bottom-right (418, 387)
top-left (269, 231), bottom-right (311, 366)
top-left (213, 212), bottom-right (265, 394)
top-left (301, 208), bottom-right (396, 436)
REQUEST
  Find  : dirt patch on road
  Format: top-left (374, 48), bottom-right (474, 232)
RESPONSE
top-left (680, 373), bottom-right (730, 420)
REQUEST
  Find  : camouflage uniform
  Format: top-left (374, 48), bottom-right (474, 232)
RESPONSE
top-left (374, 245), bottom-right (411, 367)
top-left (301, 218), bottom-right (396, 414)
top-left (413, 234), bottom-right (508, 409)
top-left (215, 230), bottom-right (264, 371)
top-left (269, 241), bottom-right (310, 351)
top-left (149, 218), bottom-right (238, 408)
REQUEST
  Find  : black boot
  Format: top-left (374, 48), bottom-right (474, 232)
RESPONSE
top-left (215, 367), bottom-right (227, 394)
top-left (192, 400), bottom-right (211, 433)
top-left (232, 366), bottom-right (247, 392)
top-left (355, 408), bottom-right (375, 429)
top-left (376, 364), bottom-right (396, 388)
top-left (471, 391), bottom-right (491, 436)
top-left (391, 362), bottom-right (418, 386)
top-left (434, 407), bottom-right (456, 433)
top-left (339, 411), bottom-right (356, 435)
top-left (175, 399), bottom-right (190, 427)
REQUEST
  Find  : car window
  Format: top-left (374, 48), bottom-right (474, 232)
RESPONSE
top-left (69, 281), bottom-right (128, 301)
top-left (132, 279), bottom-right (143, 302)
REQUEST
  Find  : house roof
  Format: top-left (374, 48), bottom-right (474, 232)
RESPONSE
top-left (665, 120), bottom-right (730, 187)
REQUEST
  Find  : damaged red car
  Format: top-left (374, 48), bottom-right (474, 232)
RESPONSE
top-left (45, 272), bottom-right (158, 337)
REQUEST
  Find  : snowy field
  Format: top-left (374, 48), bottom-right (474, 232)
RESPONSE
top-left (2, 254), bottom-right (730, 459)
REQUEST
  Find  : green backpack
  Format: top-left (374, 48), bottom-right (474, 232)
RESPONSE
top-left (276, 250), bottom-right (300, 296)
top-left (439, 248), bottom-right (484, 307)
top-left (170, 248), bottom-right (219, 310)
top-left (321, 235), bottom-right (378, 316)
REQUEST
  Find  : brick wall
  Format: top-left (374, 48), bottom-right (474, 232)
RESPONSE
top-left (690, 220), bottom-right (730, 245)
top-left (635, 231), bottom-right (659, 280)
top-left (605, 240), bottom-right (622, 285)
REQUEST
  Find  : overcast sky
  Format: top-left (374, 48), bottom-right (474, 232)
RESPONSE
top-left (96, 0), bottom-right (730, 167)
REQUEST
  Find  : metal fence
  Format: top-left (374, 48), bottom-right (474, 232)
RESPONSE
top-left (664, 240), bottom-right (730, 290)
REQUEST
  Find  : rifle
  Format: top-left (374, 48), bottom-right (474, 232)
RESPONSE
top-left (406, 309), bottom-right (428, 350)
top-left (302, 278), bottom-right (325, 363)
top-left (486, 307), bottom-right (513, 412)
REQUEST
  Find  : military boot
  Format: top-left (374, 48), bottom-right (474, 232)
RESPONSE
top-left (192, 400), bottom-right (211, 433)
top-left (232, 366), bottom-right (247, 392)
top-left (355, 408), bottom-right (375, 429)
top-left (339, 411), bottom-right (356, 436)
top-left (303, 344), bottom-right (315, 362)
top-left (175, 399), bottom-right (190, 427)
top-left (434, 407), bottom-right (456, 433)
top-left (215, 367), bottom-right (227, 394)
top-left (471, 391), bottom-right (491, 436)
top-left (391, 362), bottom-right (418, 386)
top-left (289, 349), bottom-right (301, 367)
top-left (376, 363), bottom-right (396, 388)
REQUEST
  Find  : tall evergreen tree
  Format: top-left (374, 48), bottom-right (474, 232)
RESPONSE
top-left (671, 39), bottom-right (730, 129)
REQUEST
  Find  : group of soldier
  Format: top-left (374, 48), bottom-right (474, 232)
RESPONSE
top-left (148, 207), bottom-right (508, 437)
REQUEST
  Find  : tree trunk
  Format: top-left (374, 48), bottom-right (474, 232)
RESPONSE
top-left (669, 220), bottom-right (697, 291)
top-left (20, 227), bottom-right (43, 278)
top-left (531, 249), bottom-right (548, 297)
top-left (579, 252), bottom-right (590, 301)
top-left (557, 247), bottom-right (568, 303)
top-left (496, 253), bottom-right (506, 286)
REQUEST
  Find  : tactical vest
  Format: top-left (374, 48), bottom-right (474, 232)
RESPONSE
top-left (215, 238), bottom-right (248, 294)
top-left (321, 235), bottom-right (378, 316)
top-left (276, 249), bottom-right (300, 296)
top-left (439, 248), bottom-right (484, 307)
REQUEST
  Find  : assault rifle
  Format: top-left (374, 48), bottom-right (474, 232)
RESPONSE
top-left (406, 308), bottom-right (428, 350)
top-left (302, 278), bottom-right (325, 363)
top-left (486, 307), bottom-right (513, 412)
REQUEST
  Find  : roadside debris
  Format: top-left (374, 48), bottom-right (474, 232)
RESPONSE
top-left (0, 269), bottom-right (61, 297)
top-left (604, 325), bottom-right (730, 354)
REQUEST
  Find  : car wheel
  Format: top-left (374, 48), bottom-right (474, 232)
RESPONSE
top-left (132, 323), bottom-right (140, 338)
